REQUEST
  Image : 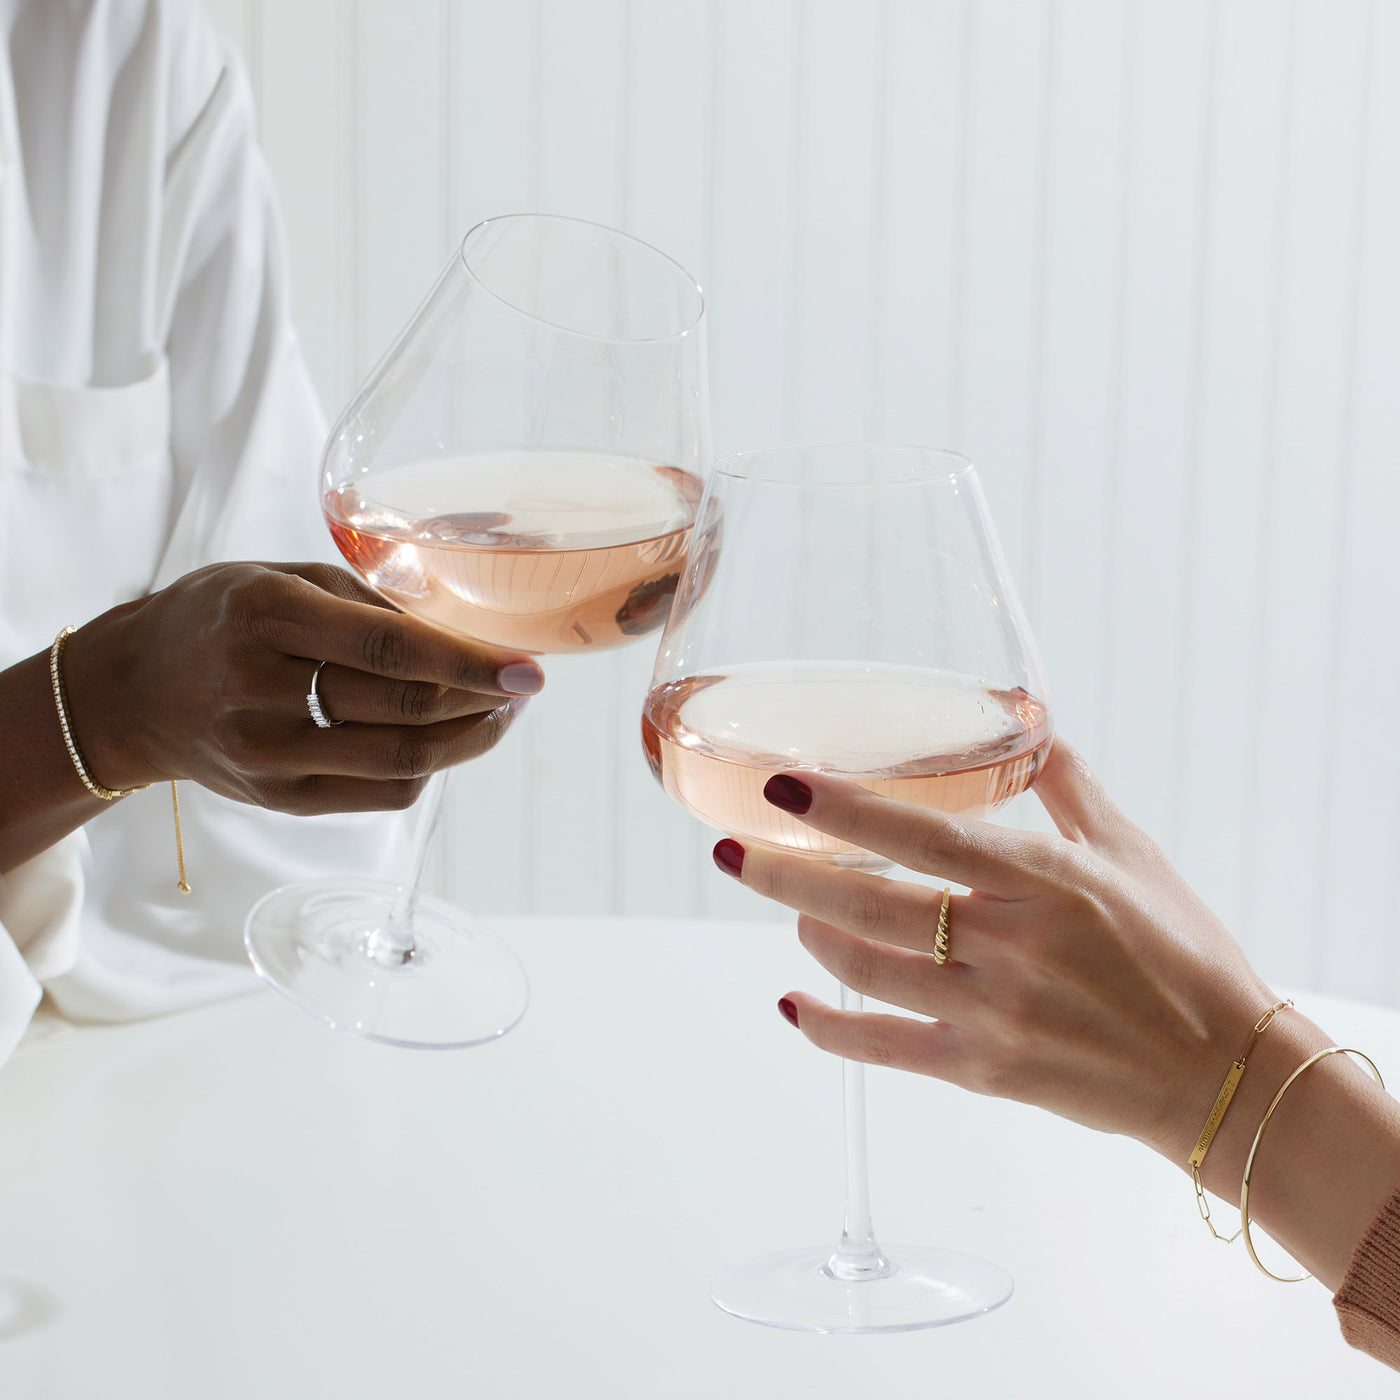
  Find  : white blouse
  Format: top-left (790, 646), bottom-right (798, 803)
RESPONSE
top-left (0, 0), bottom-right (410, 1062)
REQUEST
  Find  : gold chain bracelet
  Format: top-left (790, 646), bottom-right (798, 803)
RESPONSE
top-left (1189, 998), bottom-right (1293, 1242)
top-left (51, 625), bottom-right (190, 894)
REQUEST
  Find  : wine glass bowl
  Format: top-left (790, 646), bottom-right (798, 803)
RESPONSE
top-left (643, 444), bottom-right (1048, 1330)
top-left (245, 214), bottom-right (709, 1048)
top-left (324, 454), bottom-right (703, 654)
top-left (322, 214), bottom-right (708, 656)
top-left (644, 446), bottom-right (1051, 868)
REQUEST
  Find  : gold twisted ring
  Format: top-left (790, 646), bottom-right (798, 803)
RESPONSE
top-left (307, 660), bottom-right (344, 728)
top-left (932, 885), bottom-right (953, 966)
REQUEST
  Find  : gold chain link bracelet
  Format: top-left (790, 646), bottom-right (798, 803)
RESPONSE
top-left (1189, 998), bottom-right (1293, 1243)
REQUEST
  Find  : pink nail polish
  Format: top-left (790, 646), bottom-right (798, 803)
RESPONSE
top-left (498, 662), bottom-right (545, 695)
top-left (713, 838), bottom-right (745, 879)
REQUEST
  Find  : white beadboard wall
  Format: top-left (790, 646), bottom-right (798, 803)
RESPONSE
top-left (204, 0), bottom-right (1400, 1003)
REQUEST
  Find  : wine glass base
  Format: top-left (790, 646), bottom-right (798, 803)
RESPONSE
top-left (244, 876), bottom-right (528, 1049)
top-left (710, 1244), bottom-right (1013, 1334)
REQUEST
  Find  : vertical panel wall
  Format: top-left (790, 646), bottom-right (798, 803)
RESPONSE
top-left (204, 0), bottom-right (1400, 1001)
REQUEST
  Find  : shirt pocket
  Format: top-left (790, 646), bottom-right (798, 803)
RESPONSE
top-left (14, 355), bottom-right (171, 478)
top-left (0, 357), bottom-right (175, 647)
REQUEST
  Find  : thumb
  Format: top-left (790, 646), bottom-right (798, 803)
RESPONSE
top-left (1033, 737), bottom-right (1132, 850)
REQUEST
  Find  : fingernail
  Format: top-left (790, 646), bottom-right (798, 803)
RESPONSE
top-left (778, 997), bottom-right (799, 1028)
top-left (508, 695), bottom-right (532, 716)
top-left (498, 662), bottom-right (545, 695)
top-left (764, 774), bottom-right (812, 815)
top-left (713, 838), bottom-right (745, 879)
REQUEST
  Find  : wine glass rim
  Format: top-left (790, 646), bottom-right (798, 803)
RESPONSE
top-left (712, 444), bottom-right (976, 485)
top-left (457, 213), bottom-right (706, 344)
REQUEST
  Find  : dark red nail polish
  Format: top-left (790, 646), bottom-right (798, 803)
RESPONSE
top-left (764, 773), bottom-right (812, 815)
top-left (778, 997), bottom-right (800, 1028)
top-left (713, 838), bottom-right (745, 879)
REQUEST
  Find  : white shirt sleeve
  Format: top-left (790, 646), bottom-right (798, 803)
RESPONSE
top-left (0, 3), bottom-right (411, 1053)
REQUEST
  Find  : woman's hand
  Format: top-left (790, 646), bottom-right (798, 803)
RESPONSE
top-left (711, 740), bottom-right (1330, 1188)
top-left (61, 561), bottom-right (544, 815)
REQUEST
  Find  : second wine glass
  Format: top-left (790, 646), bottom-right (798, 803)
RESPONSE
top-left (643, 445), bottom-right (1050, 1331)
top-left (245, 213), bottom-right (709, 1049)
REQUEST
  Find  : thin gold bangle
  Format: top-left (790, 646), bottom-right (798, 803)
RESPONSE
top-left (1239, 1045), bottom-right (1385, 1283)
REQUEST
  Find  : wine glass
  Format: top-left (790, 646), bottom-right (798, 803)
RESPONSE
top-left (643, 445), bottom-right (1050, 1331)
top-left (245, 214), bottom-right (709, 1048)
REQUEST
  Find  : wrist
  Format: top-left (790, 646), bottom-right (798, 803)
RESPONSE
top-left (1190, 1006), bottom-right (1333, 1202)
top-left (60, 604), bottom-right (166, 791)
top-left (1231, 1035), bottom-right (1400, 1288)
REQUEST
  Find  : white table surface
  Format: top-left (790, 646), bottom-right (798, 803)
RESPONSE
top-left (0, 915), bottom-right (1395, 1398)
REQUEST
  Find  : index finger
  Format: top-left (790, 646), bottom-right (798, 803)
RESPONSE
top-left (261, 571), bottom-right (545, 696)
top-left (763, 770), bottom-right (1050, 898)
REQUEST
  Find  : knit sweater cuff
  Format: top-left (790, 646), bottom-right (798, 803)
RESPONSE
top-left (1334, 1181), bottom-right (1400, 1370)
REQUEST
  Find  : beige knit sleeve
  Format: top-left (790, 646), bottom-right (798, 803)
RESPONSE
top-left (1334, 1181), bottom-right (1400, 1369)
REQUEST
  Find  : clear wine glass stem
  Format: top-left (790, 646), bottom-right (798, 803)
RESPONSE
top-left (826, 982), bottom-right (894, 1282)
top-left (365, 770), bottom-right (449, 966)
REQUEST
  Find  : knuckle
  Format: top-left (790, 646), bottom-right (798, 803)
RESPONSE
top-left (844, 883), bottom-right (892, 938)
top-left (221, 712), bottom-right (265, 768)
top-left (853, 1021), bottom-right (897, 1069)
top-left (231, 565), bottom-right (283, 610)
top-left (255, 774), bottom-right (315, 814)
top-left (1063, 880), bottom-right (1106, 931)
top-left (837, 938), bottom-right (883, 996)
top-left (382, 778), bottom-right (427, 811)
top-left (303, 562), bottom-right (356, 597)
top-left (463, 702), bottom-right (516, 757)
top-left (395, 681), bottom-right (445, 723)
top-left (360, 624), bottom-right (410, 676)
top-left (1049, 848), bottom-right (1114, 924)
top-left (915, 813), bottom-right (974, 875)
top-left (451, 654), bottom-right (491, 692)
top-left (217, 661), bottom-right (260, 709)
top-left (225, 571), bottom-right (288, 643)
top-left (970, 1044), bottom-right (1022, 1099)
top-left (389, 733), bottom-right (434, 781)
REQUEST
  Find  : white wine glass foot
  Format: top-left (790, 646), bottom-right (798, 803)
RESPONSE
top-left (710, 1244), bottom-right (1013, 1334)
top-left (245, 875), bottom-right (528, 1049)
top-left (246, 771), bottom-right (528, 1048)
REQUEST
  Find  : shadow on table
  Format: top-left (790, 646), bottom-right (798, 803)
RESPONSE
top-left (0, 1275), bottom-right (60, 1341)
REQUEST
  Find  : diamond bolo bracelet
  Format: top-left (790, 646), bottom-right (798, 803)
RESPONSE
top-left (50, 624), bottom-right (190, 894)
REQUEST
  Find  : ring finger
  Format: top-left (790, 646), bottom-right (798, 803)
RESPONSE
top-left (290, 660), bottom-right (511, 727)
top-left (283, 704), bottom-right (521, 780)
top-left (794, 914), bottom-right (975, 1020)
top-left (716, 839), bottom-right (993, 965)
